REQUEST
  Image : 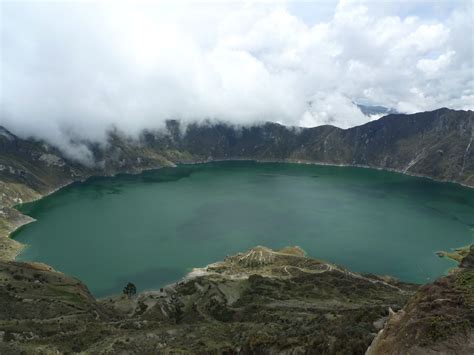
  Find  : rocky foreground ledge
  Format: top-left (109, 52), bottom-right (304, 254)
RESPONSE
top-left (0, 246), bottom-right (415, 354)
top-left (1, 245), bottom-right (472, 354)
top-left (1, 245), bottom-right (473, 354)
top-left (367, 245), bottom-right (474, 354)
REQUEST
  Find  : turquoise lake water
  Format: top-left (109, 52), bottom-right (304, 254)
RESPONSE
top-left (14, 161), bottom-right (474, 297)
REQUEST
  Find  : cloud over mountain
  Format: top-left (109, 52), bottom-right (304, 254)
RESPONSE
top-left (1, 0), bottom-right (472, 160)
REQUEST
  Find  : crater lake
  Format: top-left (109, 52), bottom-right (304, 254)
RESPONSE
top-left (13, 161), bottom-right (474, 296)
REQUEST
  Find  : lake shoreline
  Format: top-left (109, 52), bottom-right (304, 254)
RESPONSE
top-left (2, 158), bottom-right (472, 265)
top-left (6, 159), bottom-right (473, 298)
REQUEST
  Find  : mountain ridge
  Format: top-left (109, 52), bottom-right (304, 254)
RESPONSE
top-left (1, 108), bottom-right (473, 191)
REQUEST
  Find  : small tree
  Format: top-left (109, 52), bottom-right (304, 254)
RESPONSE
top-left (123, 282), bottom-right (137, 299)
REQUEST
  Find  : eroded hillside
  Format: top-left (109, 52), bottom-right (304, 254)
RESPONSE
top-left (0, 246), bottom-right (418, 354)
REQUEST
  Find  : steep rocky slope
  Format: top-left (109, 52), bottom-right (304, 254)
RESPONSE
top-left (148, 108), bottom-right (473, 186)
top-left (367, 245), bottom-right (474, 354)
top-left (0, 246), bottom-right (417, 354)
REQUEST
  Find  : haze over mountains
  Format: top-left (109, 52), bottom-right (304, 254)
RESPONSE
top-left (1, 109), bottom-right (473, 195)
top-left (1, 0), bottom-right (473, 161)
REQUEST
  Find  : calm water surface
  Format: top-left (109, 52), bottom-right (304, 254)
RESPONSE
top-left (14, 162), bottom-right (474, 297)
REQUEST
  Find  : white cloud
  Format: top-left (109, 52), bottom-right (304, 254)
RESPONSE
top-left (300, 92), bottom-right (374, 128)
top-left (417, 50), bottom-right (455, 78)
top-left (0, 0), bottom-right (472, 161)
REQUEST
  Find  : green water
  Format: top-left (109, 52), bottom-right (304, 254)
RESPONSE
top-left (14, 161), bottom-right (474, 297)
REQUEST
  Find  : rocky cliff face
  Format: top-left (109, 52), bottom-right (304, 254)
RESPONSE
top-left (153, 108), bottom-right (473, 186)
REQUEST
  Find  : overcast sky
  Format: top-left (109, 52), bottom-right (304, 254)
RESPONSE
top-left (1, 0), bottom-right (473, 160)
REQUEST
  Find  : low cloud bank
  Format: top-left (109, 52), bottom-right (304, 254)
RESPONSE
top-left (1, 0), bottom-right (472, 162)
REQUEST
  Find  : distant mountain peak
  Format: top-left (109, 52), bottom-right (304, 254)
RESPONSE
top-left (356, 103), bottom-right (399, 117)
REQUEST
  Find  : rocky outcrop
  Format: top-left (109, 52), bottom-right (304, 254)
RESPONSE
top-left (0, 246), bottom-right (417, 354)
top-left (367, 246), bottom-right (474, 354)
top-left (461, 245), bottom-right (474, 269)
